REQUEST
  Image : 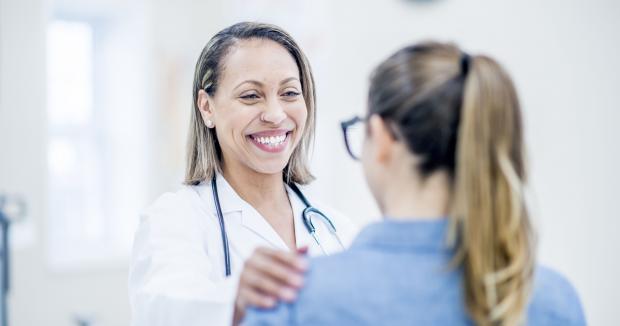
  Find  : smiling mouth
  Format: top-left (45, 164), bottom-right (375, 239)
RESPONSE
top-left (248, 131), bottom-right (292, 153)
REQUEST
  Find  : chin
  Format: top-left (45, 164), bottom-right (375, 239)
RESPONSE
top-left (249, 159), bottom-right (290, 176)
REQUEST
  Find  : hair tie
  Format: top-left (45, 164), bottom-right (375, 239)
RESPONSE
top-left (460, 53), bottom-right (471, 77)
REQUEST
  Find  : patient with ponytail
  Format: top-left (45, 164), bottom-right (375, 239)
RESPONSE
top-left (243, 41), bottom-right (586, 326)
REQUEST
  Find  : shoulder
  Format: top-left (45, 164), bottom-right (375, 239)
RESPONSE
top-left (243, 251), bottom-right (361, 326)
top-left (138, 184), bottom-right (213, 234)
top-left (144, 185), bottom-right (206, 212)
top-left (143, 191), bottom-right (184, 216)
top-left (242, 303), bottom-right (295, 326)
top-left (529, 265), bottom-right (586, 325)
top-left (144, 184), bottom-right (210, 217)
top-left (296, 249), bottom-right (366, 305)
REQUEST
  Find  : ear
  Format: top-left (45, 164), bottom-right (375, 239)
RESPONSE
top-left (367, 114), bottom-right (396, 165)
top-left (197, 89), bottom-right (215, 128)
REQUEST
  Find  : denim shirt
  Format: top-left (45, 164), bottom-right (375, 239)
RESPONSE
top-left (243, 219), bottom-right (586, 325)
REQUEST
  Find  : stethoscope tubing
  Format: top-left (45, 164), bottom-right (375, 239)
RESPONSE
top-left (210, 175), bottom-right (343, 277)
top-left (211, 175), bottom-right (232, 276)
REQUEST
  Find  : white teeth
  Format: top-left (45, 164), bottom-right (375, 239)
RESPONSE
top-left (252, 134), bottom-right (287, 146)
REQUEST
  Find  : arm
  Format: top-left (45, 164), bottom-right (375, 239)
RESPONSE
top-left (129, 192), bottom-right (309, 326)
top-left (129, 192), bottom-right (238, 326)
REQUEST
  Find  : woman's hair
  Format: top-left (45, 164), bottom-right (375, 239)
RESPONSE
top-left (185, 22), bottom-right (317, 185)
top-left (368, 41), bottom-right (535, 325)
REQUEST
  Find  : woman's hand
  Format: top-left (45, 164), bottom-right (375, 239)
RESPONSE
top-left (232, 246), bottom-right (308, 325)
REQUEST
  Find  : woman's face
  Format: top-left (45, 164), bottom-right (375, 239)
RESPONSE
top-left (198, 38), bottom-right (307, 176)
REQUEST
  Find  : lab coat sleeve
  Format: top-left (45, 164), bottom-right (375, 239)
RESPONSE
top-left (241, 303), bottom-right (295, 326)
top-left (129, 191), bottom-right (239, 326)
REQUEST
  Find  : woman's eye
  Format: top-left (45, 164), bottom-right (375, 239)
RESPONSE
top-left (282, 91), bottom-right (300, 97)
top-left (240, 93), bottom-right (260, 100)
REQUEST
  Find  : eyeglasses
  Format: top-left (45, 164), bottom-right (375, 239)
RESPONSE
top-left (340, 116), bottom-right (366, 161)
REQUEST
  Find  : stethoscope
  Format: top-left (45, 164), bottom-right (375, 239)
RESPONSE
top-left (211, 175), bottom-right (345, 276)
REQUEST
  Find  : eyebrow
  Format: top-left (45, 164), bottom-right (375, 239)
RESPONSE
top-left (233, 77), bottom-right (301, 91)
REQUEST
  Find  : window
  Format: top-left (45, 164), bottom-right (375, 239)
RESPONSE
top-left (46, 17), bottom-right (147, 270)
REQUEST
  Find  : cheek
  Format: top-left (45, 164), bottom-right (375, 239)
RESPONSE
top-left (216, 108), bottom-right (256, 144)
top-left (289, 102), bottom-right (308, 127)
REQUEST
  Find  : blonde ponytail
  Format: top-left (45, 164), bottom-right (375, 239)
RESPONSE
top-left (451, 55), bottom-right (535, 325)
top-left (368, 42), bottom-right (535, 325)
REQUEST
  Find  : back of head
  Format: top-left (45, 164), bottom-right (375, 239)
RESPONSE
top-left (368, 41), bottom-right (535, 325)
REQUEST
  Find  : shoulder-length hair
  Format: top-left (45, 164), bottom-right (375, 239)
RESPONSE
top-left (185, 22), bottom-right (317, 185)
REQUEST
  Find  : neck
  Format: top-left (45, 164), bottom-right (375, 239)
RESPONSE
top-left (381, 170), bottom-right (452, 221)
top-left (221, 160), bottom-right (288, 209)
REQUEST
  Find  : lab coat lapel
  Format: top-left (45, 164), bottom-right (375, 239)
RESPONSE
top-left (239, 206), bottom-right (289, 250)
top-left (216, 174), bottom-right (289, 251)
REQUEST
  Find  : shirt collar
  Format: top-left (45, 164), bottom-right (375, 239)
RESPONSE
top-left (202, 172), bottom-right (308, 250)
top-left (351, 218), bottom-right (454, 252)
top-left (197, 172), bottom-right (251, 214)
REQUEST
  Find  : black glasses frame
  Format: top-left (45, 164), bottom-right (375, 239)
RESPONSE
top-left (340, 116), bottom-right (365, 161)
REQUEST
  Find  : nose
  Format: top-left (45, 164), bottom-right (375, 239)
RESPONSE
top-left (261, 99), bottom-right (287, 125)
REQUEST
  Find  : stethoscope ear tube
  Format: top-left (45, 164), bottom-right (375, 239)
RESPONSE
top-left (287, 182), bottom-right (311, 207)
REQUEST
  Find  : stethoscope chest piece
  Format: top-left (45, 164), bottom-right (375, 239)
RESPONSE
top-left (301, 206), bottom-right (344, 255)
top-left (302, 206), bottom-right (336, 234)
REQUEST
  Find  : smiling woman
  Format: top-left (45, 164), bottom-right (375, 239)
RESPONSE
top-left (186, 24), bottom-right (317, 186)
top-left (196, 38), bottom-right (308, 179)
top-left (128, 22), bottom-right (359, 326)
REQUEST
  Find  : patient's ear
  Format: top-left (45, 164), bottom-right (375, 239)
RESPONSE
top-left (368, 115), bottom-right (395, 165)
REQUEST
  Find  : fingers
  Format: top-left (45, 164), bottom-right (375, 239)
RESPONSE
top-left (235, 246), bottom-right (308, 316)
top-left (257, 247), bottom-right (308, 272)
top-left (237, 285), bottom-right (276, 309)
top-left (245, 250), bottom-right (305, 289)
top-left (296, 246), bottom-right (309, 255)
top-left (243, 271), bottom-right (298, 302)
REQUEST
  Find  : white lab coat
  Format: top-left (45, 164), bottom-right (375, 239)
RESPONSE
top-left (128, 173), bottom-right (359, 326)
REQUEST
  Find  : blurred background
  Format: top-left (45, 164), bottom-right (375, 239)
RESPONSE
top-left (1, 0), bottom-right (619, 325)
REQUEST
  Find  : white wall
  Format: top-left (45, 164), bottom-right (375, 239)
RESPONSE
top-left (1, 0), bottom-right (618, 325)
